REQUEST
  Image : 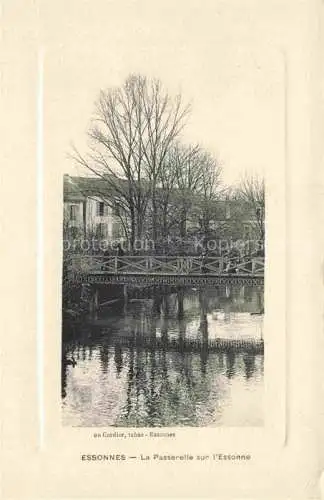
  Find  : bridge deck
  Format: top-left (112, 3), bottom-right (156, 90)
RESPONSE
top-left (71, 255), bottom-right (264, 285)
top-left (83, 272), bottom-right (264, 286)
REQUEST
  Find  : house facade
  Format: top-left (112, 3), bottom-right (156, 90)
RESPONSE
top-left (63, 174), bottom-right (124, 242)
top-left (63, 174), bottom-right (264, 254)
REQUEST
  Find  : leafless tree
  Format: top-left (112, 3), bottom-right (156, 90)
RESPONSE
top-left (172, 143), bottom-right (204, 241)
top-left (169, 143), bottom-right (222, 248)
top-left (71, 74), bottom-right (190, 252)
top-left (138, 78), bottom-right (191, 242)
top-left (237, 174), bottom-right (265, 242)
top-left (155, 147), bottom-right (180, 245)
top-left (195, 150), bottom-right (222, 249)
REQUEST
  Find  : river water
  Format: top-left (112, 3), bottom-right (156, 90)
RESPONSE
top-left (62, 285), bottom-right (264, 427)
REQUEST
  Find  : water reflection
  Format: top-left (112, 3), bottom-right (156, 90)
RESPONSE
top-left (62, 285), bottom-right (264, 427)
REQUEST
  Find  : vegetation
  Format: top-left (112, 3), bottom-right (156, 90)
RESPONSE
top-left (71, 74), bottom-right (243, 253)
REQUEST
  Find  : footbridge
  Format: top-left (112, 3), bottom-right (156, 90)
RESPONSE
top-left (71, 255), bottom-right (264, 287)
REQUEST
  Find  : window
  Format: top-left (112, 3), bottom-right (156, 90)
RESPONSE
top-left (256, 206), bottom-right (262, 219)
top-left (112, 222), bottom-right (122, 239)
top-left (97, 201), bottom-right (105, 217)
top-left (225, 204), bottom-right (231, 219)
top-left (70, 204), bottom-right (78, 221)
top-left (70, 226), bottom-right (79, 239)
top-left (96, 223), bottom-right (107, 239)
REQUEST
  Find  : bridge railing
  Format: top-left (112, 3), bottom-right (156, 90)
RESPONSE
top-left (70, 255), bottom-right (264, 276)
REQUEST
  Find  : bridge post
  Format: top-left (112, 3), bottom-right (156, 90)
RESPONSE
top-left (123, 284), bottom-right (128, 302)
top-left (89, 286), bottom-right (99, 317)
top-left (161, 300), bottom-right (168, 345)
top-left (177, 288), bottom-right (184, 319)
top-left (94, 288), bottom-right (99, 311)
top-left (89, 287), bottom-right (94, 315)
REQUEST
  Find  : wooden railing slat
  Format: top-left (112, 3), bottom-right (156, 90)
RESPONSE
top-left (70, 254), bottom-right (264, 276)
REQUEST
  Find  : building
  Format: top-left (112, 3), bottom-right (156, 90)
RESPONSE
top-left (63, 174), bottom-right (124, 241)
top-left (63, 174), bottom-right (264, 254)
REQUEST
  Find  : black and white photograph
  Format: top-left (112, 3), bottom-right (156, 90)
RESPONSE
top-left (60, 48), bottom-right (274, 428)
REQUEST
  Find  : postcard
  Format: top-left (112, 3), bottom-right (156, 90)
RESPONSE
top-left (1, 0), bottom-right (323, 498)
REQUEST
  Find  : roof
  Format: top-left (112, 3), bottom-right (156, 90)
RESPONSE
top-left (63, 175), bottom-right (86, 201)
top-left (63, 174), bottom-right (127, 201)
top-left (63, 175), bottom-right (260, 220)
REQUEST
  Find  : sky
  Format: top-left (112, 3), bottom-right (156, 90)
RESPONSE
top-left (44, 1), bottom-right (285, 187)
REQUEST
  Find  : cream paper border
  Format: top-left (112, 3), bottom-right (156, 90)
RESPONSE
top-left (1, 1), bottom-right (322, 498)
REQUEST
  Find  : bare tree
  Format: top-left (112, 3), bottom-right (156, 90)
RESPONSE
top-left (172, 143), bottom-right (204, 242)
top-left (237, 174), bottom-right (265, 243)
top-left (168, 143), bottom-right (222, 250)
top-left (155, 148), bottom-right (179, 247)
top-left (71, 74), bottom-right (190, 252)
top-left (138, 79), bottom-right (191, 243)
top-left (195, 150), bottom-right (222, 250)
